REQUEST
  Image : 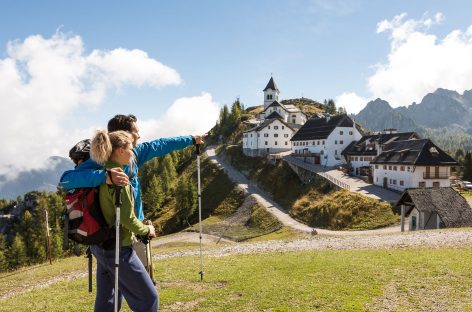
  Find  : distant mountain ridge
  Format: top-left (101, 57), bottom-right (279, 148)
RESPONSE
top-left (355, 88), bottom-right (472, 132)
top-left (0, 156), bottom-right (73, 199)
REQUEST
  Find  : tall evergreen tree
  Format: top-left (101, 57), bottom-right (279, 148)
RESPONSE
top-left (7, 234), bottom-right (27, 269)
top-left (462, 152), bottom-right (472, 181)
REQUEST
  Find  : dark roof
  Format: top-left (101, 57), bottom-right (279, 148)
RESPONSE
top-left (371, 139), bottom-right (458, 166)
top-left (265, 111), bottom-right (283, 119)
top-left (341, 140), bottom-right (377, 156)
top-left (342, 132), bottom-right (420, 156)
top-left (395, 188), bottom-right (472, 227)
top-left (290, 114), bottom-right (355, 141)
top-left (263, 77), bottom-right (279, 91)
top-left (244, 115), bottom-right (295, 133)
top-left (357, 132), bottom-right (419, 146)
top-left (266, 100), bottom-right (286, 110)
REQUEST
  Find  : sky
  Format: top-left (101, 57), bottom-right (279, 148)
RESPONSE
top-left (1, 0), bottom-right (472, 179)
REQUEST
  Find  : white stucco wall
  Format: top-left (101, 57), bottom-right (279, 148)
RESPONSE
top-left (372, 165), bottom-right (452, 191)
top-left (243, 119), bottom-right (293, 156)
top-left (291, 126), bottom-right (362, 167)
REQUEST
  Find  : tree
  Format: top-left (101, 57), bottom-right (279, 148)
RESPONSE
top-left (325, 99), bottom-right (336, 114)
top-left (7, 234), bottom-right (27, 269)
top-left (142, 176), bottom-right (165, 215)
top-left (175, 177), bottom-right (197, 224)
top-left (462, 152), bottom-right (472, 181)
top-left (0, 235), bottom-right (7, 272)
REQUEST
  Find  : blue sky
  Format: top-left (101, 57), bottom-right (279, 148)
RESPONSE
top-left (1, 0), bottom-right (472, 176)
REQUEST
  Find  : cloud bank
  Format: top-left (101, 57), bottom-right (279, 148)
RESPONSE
top-left (0, 32), bottom-right (218, 181)
top-left (138, 92), bottom-right (220, 142)
top-left (338, 12), bottom-right (472, 114)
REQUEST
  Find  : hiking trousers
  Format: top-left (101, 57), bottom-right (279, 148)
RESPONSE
top-left (91, 245), bottom-right (158, 312)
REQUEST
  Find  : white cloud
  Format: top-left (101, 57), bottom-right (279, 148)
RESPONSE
top-left (0, 32), bottom-right (182, 180)
top-left (335, 92), bottom-right (369, 114)
top-left (336, 12), bottom-right (472, 112)
top-left (369, 12), bottom-right (472, 107)
top-left (138, 92), bottom-right (220, 141)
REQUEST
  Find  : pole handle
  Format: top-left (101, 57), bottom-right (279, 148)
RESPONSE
top-left (196, 144), bottom-right (201, 156)
top-left (115, 186), bottom-right (123, 207)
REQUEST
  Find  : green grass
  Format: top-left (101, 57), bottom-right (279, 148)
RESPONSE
top-left (1, 245), bottom-right (471, 311)
top-left (218, 145), bottom-right (398, 231)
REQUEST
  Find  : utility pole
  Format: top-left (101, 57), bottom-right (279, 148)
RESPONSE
top-left (45, 210), bottom-right (52, 264)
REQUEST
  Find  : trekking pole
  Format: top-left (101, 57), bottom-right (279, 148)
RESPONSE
top-left (146, 240), bottom-right (156, 285)
top-left (114, 186), bottom-right (123, 312)
top-left (196, 143), bottom-right (204, 281)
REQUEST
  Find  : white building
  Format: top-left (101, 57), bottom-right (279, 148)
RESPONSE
top-left (371, 139), bottom-right (458, 192)
top-left (242, 76), bottom-right (305, 157)
top-left (243, 116), bottom-right (300, 157)
top-left (342, 131), bottom-right (420, 177)
top-left (290, 115), bottom-right (363, 167)
top-left (260, 100), bottom-right (307, 125)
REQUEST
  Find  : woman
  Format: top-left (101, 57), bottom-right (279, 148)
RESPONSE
top-left (90, 130), bottom-right (158, 312)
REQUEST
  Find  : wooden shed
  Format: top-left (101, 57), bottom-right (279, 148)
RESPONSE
top-left (395, 187), bottom-right (472, 231)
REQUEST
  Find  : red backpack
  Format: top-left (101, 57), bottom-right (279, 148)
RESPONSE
top-left (63, 187), bottom-right (112, 246)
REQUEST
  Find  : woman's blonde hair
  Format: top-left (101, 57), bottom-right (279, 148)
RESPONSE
top-left (90, 130), bottom-right (133, 163)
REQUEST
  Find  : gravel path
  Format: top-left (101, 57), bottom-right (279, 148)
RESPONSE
top-left (206, 146), bottom-right (401, 235)
top-left (153, 229), bottom-right (472, 260)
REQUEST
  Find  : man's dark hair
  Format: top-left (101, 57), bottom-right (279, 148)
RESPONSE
top-left (107, 114), bottom-right (137, 132)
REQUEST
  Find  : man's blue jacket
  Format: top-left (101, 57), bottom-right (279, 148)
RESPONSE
top-left (59, 136), bottom-right (194, 221)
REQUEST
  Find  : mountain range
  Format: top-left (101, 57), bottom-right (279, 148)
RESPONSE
top-left (354, 88), bottom-right (472, 152)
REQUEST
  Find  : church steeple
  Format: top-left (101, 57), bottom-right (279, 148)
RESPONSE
top-left (263, 76), bottom-right (280, 109)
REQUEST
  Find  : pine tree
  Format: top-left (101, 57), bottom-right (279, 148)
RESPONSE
top-left (0, 235), bottom-right (7, 272)
top-left (7, 234), bottom-right (27, 269)
top-left (462, 152), bottom-right (472, 181)
top-left (142, 176), bottom-right (164, 215)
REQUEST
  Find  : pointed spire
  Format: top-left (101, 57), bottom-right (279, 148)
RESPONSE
top-left (263, 76), bottom-right (279, 91)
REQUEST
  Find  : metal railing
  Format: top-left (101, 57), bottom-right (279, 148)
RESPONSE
top-left (317, 172), bottom-right (351, 191)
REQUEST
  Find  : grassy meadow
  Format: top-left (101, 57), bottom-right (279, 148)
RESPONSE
top-left (0, 234), bottom-right (471, 312)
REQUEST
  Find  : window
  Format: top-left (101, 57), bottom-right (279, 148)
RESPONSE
top-left (375, 165), bottom-right (378, 169)
top-left (317, 141), bottom-right (320, 145)
top-left (243, 134), bottom-right (247, 138)
top-left (292, 114), bottom-right (296, 118)
top-left (335, 140), bottom-right (338, 144)
top-left (433, 182), bottom-right (440, 187)
top-left (349, 131), bottom-right (353, 135)
top-left (320, 150), bottom-right (324, 155)
top-left (284, 134), bottom-right (289, 138)
top-left (268, 126), bottom-right (270, 129)
top-left (383, 165), bottom-right (387, 170)
top-left (419, 182), bottom-right (426, 187)
top-left (265, 141), bottom-right (268, 146)
top-left (393, 180), bottom-right (397, 185)
top-left (250, 134), bottom-right (252, 138)
top-left (322, 141), bottom-right (325, 145)
top-left (275, 141), bottom-right (278, 146)
top-left (335, 150), bottom-right (338, 155)
top-left (274, 126), bottom-right (278, 130)
top-left (400, 180), bottom-right (404, 186)
top-left (285, 141), bottom-right (288, 145)
top-left (312, 141), bottom-right (315, 145)
top-left (393, 166), bottom-right (397, 171)
top-left (267, 94), bottom-right (273, 100)
top-left (274, 134), bottom-right (278, 137)
top-left (400, 166), bottom-right (405, 171)
top-left (282, 126), bottom-right (285, 130)
top-left (292, 119), bottom-right (296, 123)
top-left (264, 133), bottom-right (269, 137)
top-left (340, 131), bottom-right (344, 135)
top-left (389, 166), bottom-right (392, 170)
top-left (407, 166), bottom-right (411, 172)
top-left (340, 140), bottom-right (343, 144)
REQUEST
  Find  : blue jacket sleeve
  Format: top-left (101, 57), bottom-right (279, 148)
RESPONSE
top-left (134, 136), bottom-right (194, 167)
top-left (58, 159), bottom-right (106, 190)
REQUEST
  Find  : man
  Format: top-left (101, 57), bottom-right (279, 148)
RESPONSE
top-left (60, 114), bottom-right (204, 264)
